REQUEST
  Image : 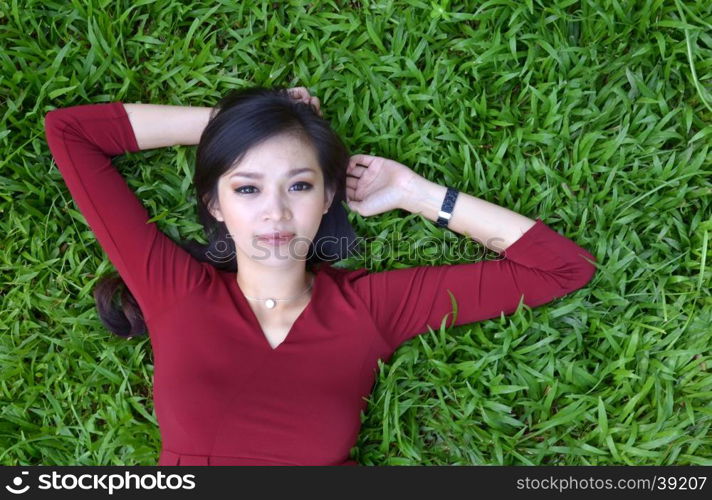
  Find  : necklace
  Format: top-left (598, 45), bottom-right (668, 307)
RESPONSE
top-left (238, 273), bottom-right (315, 310)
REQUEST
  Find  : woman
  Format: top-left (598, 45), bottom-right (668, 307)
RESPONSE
top-left (44, 86), bottom-right (597, 465)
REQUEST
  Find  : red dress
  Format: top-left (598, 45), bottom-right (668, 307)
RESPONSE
top-left (44, 102), bottom-right (597, 466)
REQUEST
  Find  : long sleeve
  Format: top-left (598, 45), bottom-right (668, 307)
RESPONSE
top-left (349, 218), bottom-right (597, 351)
top-left (44, 101), bottom-right (209, 323)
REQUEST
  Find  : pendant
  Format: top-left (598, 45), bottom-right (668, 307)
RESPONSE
top-left (265, 299), bottom-right (276, 309)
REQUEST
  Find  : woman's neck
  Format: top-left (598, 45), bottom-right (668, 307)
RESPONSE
top-left (235, 262), bottom-right (314, 305)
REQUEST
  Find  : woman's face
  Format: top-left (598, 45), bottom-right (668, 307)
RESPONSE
top-left (209, 133), bottom-right (334, 267)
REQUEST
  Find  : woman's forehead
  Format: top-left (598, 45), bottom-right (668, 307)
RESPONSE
top-left (226, 136), bottom-right (320, 179)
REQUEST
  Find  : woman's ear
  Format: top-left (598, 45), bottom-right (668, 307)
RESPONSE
top-left (212, 205), bottom-right (224, 222)
top-left (203, 194), bottom-right (224, 222)
top-left (323, 187), bottom-right (335, 214)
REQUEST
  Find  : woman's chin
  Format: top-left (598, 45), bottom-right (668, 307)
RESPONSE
top-left (237, 236), bottom-right (313, 264)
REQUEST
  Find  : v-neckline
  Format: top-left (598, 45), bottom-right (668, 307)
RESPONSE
top-left (234, 268), bottom-right (322, 352)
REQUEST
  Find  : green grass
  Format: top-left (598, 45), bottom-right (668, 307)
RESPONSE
top-left (1, 0), bottom-right (711, 465)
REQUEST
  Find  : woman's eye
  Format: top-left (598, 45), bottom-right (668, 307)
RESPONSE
top-left (234, 182), bottom-right (312, 195)
top-left (292, 182), bottom-right (313, 191)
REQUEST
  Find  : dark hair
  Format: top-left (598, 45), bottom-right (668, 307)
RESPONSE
top-left (94, 86), bottom-right (356, 338)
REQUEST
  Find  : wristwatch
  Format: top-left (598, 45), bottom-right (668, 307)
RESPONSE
top-left (436, 187), bottom-right (459, 228)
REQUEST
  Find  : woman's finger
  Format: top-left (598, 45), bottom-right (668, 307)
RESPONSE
top-left (347, 163), bottom-right (367, 178)
top-left (310, 96), bottom-right (322, 115)
top-left (346, 176), bottom-right (359, 190)
top-left (350, 154), bottom-right (375, 167)
top-left (288, 88), bottom-right (311, 104)
top-left (287, 86), bottom-right (309, 99)
top-left (287, 88), bottom-right (324, 116)
top-left (346, 185), bottom-right (360, 202)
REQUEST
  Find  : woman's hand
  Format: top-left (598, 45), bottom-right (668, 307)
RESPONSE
top-left (286, 86), bottom-right (322, 117)
top-left (346, 154), bottom-right (421, 217)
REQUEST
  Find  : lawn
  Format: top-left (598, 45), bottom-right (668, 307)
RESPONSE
top-left (1, 0), bottom-right (710, 465)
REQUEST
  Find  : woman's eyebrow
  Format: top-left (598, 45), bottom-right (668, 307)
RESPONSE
top-left (229, 167), bottom-right (315, 179)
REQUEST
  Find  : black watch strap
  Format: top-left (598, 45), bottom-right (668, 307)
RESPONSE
top-left (436, 187), bottom-right (459, 228)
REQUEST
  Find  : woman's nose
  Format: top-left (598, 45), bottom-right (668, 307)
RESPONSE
top-left (263, 194), bottom-right (292, 221)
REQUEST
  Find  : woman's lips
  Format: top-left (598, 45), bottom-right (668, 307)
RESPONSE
top-left (257, 233), bottom-right (295, 245)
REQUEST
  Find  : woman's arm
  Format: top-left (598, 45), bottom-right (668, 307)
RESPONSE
top-left (122, 103), bottom-right (213, 150)
top-left (43, 102), bottom-right (210, 322)
top-left (345, 153), bottom-right (597, 350)
top-left (400, 174), bottom-right (536, 254)
top-left (122, 87), bottom-right (321, 151)
top-left (346, 153), bottom-right (536, 253)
